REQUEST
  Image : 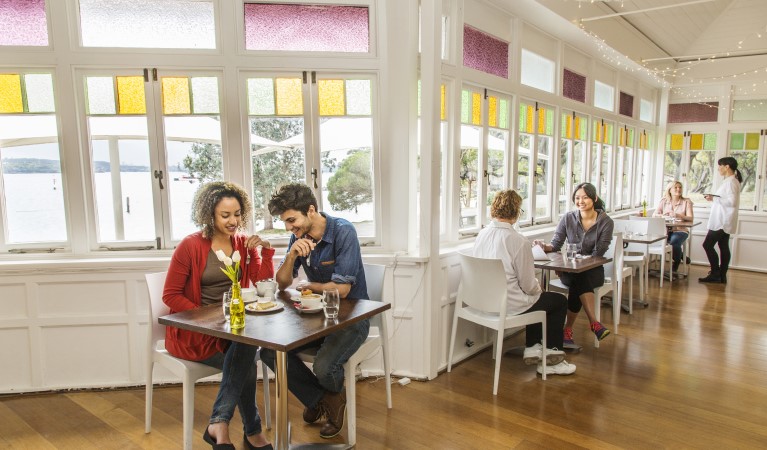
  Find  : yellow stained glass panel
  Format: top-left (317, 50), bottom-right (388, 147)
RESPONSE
top-left (0, 74), bottom-right (24, 113)
top-left (690, 133), bottom-right (703, 150)
top-left (319, 79), bottom-right (345, 116)
top-left (537, 108), bottom-right (545, 134)
top-left (640, 133), bottom-right (647, 149)
top-left (525, 105), bottom-right (533, 134)
top-left (488, 96), bottom-right (497, 128)
top-left (471, 92), bottom-right (481, 125)
top-left (160, 77), bottom-right (190, 115)
top-left (746, 132), bottom-right (760, 150)
top-left (670, 134), bottom-right (684, 150)
top-left (565, 115), bottom-right (572, 139)
top-left (440, 84), bottom-right (446, 121)
top-left (619, 127), bottom-right (626, 146)
top-left (116, 76), bottom-right (146, 115)
top-left (276, 78), bottom-right (303, 116)
top-left (574, 117), bottom-right (581, 139)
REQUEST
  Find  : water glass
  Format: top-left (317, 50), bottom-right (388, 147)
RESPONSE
top-left (323, 288), bottom-right (340, 319)
top-left (566, 243), bottom-right (579, 260)
top-left (222, 291), bottom-right (232, 320)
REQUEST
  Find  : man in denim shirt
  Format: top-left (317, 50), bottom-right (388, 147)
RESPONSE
top-left (260, 183), bottom-right (369, 439)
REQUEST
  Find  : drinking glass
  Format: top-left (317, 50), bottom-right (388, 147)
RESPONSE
top-left (323, 288), bottom-right (340, 319)
top-left (566, 243), bottom-right (578, 260)
top-left (222, 291), bottom-right (232, 320)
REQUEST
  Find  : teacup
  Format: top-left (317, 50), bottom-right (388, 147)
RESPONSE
top-left (299, 295), bottom-right (323, 309)
top-left (241, 287), bottom-right (257, 303)
top-left (256, 279), bottom-right (278, 296)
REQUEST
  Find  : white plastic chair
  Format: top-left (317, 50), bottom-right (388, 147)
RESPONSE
top-left (144, 272), bottom-right (271, 450)
top-left (297, 263), bottom-right (392, 447)
top-left (613, 219), bottom-right (649, 312)
top-left (549, 232), bottom-right (630, 347)
top-left (631, 216), bottom-right (674, 285)
top-left (447, 253), bottom-right (549, 394)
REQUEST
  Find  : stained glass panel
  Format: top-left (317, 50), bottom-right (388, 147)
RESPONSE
top-left (117, 76), bottom-right (146, 114)
top-left (244, 3), bottom-right (369, 53)
top-left (345, 80), bottom-right (370, 116)
top-left (86, 76), bottom-right (116, 115)
top-left (669, 133), bottom-right (684, 150)
top-left (703, 132), bottom-right (717, 150)
top-left (690, 133), bottom-right (703, 150)
top-left (563, 114), bottom-right (572, 139)
top-left (604, 123), bottom-right (613, 144)
top-left (488, 96), bottom-right (497, 128)
top-left (563, 68), bottom-right (586, 103)
top-left (191, 77), bottom-right (219, 114)
top-left (0, 74), bottom-right (23, 113)
top-left (460, 90), bottom-right (469, 124)
top-left (745, 132), bottom-right (760, 150)
top-left (471, 92), bottom-right (481, 125)
top-left (440, 84), bottom-right (446, 121)
top-left (0, 0), bottom-right (48, 46)
top-left (24, 73), bottom-right (55, 112)
top-left (627, 128), bottom-right (634, 146)
top-left (319, 79), bottom-right (345, 116)
top-left (161, 77), bottom-right (191, 115)
top-left (463, 25), bottom-right (508, 78)
top-left (275, 78), bottom-right (302, 115)
top-left (248, 78), bottom-right (274, 115)
top-left (499, 99), bottom-right (508, 129)
top-left (729, 132), bottom-right (744, 150)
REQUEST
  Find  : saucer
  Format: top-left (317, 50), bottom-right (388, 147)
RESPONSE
top-left (294, 304), bottom-right (324, 314)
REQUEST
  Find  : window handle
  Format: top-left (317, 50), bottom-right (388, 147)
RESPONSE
top-left (483, 169), bottom-right (490, 185)
top-left (310, 168), bottom-right (318, 189)
top-left (154, 169), bottom-right (164, 189)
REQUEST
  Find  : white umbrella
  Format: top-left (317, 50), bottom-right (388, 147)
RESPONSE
top-left (279, 117), bottom-right (372, 151)
top-left (459, 125), bottom-right (507, 151)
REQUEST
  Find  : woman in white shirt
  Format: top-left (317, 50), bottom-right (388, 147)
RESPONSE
top-left (700, 157), bottom-right (742, 284)
top-left (472, 190), bottom-right (575, 376)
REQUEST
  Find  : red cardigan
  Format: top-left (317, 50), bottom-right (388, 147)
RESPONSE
top-left (162, 231), bottom-right (275, 361)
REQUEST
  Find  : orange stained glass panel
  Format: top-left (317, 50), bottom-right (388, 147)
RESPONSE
top-left (440, 84), bottom-right (446, 121)
top-left (690, 133), bottom-right (703, 150)
top-left (160, 77), bottom-right (190, 115)
top-left (669, 134), bottom-right (684, 150)
top-left (0, 74), bottom-right (24, 113)
top-left (117, 76), bottom-right (147, 114)
top-left (471, 92), bottom-right (481, 125)
top-left (318, 79), bottom-right (345, 116)
top-left (488, 96), bottom-right (497, 127)
top-left (275, 78), bottom-right (303, 116)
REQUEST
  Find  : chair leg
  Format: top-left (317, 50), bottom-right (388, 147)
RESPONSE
top-left (540, 318), bottom-right (546, 381)
top-left (594, 290), bottom-right (602, 349)
top-left (182, 373), bottom-right (195, 450)
top-left (260, 360), bottom-right (271, 430)
top-left (613, 280), bottom-right (621, 336)
top-left (492, 329), bottom-right (504, 395)
top-left (447, 309), bottom-right (459, 372)
top-left (380, 314), bottom-right (393, 409)
top-left (659, 252), bottom-right (665, 287)
top-left (345, 361), bottom-right (357, 447)
top-left (145, 362), bottom-right (154, 434)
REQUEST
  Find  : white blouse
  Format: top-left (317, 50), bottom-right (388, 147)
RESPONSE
top-left (708, 175), bottom-right (740, 234)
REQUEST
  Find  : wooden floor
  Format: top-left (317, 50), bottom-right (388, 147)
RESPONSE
top-left (2, 265), bottom-right (767, 449)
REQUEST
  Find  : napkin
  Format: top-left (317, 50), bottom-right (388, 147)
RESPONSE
top-left (532, 245), bottom-right (550, 261)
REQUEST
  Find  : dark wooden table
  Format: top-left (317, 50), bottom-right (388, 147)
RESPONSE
top-left (158, 290), bottom-right (390, 450)
top-left (623, 233), bottom-right (667, 245)
top-left (533, 252), bottom-right (612, 288)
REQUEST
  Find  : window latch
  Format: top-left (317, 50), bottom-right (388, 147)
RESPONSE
top-left (154, 169), bottom-right (164, 189)
top-left (483, 169), bottom-right (490, 185)
top-left (310, 168), bottom-right (318, 189)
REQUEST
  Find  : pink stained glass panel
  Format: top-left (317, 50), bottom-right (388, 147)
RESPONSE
top-left (0, 0), bottom-right (48, 46)
top-left (244, 3), bottom-right (369, 53)
top-left (463, 25), bottom-right (508, 79)
top-left (563, 68), bottom-right (586, 103)
top-left (619, 91), bottom-right (634, 117)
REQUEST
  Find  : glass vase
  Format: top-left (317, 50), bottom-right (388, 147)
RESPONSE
top-left (229, 281), bottom-right (245, 330)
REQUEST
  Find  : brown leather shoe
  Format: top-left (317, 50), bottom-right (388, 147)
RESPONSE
top-left (319, 391), bottom-right (346, 439)
top-left (303, 405), bottom-right (322, 424)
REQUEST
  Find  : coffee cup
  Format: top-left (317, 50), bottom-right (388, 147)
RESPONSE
top-left (241, 287), bottom-right (257, 303)
top-left (256, 279), bottom-right (278, 296)
top-left (299, 294), bottom-right (323, 309)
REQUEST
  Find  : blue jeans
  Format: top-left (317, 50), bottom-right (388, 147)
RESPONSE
top-left (668, 231), bottom-right (689, 264)
top-left (260, 319), bottom-right (370, 409)
top-left (199, 341), bottom-right (263, 436)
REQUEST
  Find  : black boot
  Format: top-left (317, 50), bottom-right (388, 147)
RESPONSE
top-left (672, 261), bottom-right (680, 273)
top-left (720, 268), bottom-right (727, 284)
top-left (699, 270), bottom-right (722, 283)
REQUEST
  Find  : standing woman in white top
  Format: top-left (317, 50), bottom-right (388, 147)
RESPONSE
top-left (699, 157), bottom-right (742, 284)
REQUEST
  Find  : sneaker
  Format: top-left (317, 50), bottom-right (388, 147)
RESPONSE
top-left (591, 322), bottom-right (611, 341)
top-left (319, 391), bottom-right (346, 439)
top-left (523, 344), bottom-right (566, 366)
top-left (537, 360), bottom-right (576, 376)
top-left (563, 327), bottom-right (575, 346)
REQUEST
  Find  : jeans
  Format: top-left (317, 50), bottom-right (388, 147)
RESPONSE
top-left (199, 341), bottom-right (263, 436)
top-left (702, 229), bottom-right (731, 273)
top-left (667, 231), bottom-right (689, 264)
top-left (260, 319), bottom-right (370, 409)
top-left (521, 291), bottom-right (567, 349)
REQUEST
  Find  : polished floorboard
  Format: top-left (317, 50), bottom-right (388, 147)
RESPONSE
top-left (2, 265), bottom-right (767, 449)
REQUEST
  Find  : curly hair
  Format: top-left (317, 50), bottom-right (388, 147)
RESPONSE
top-left (191, 181), bottom-right (252, 239)
top-left (490, 190), bottom-right (522, 221)
top-left (268, 183), bottom-right (317, 216)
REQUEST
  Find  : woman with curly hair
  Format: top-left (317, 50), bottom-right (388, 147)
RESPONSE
top-left (163, 181), bottom-right (274, 450)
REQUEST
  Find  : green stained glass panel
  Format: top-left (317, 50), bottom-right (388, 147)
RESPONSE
top-left (499, 99), bottom-right (508, 129)
top-left (191, 77), bottom-right (219, 114)
top-left (545, 109), bottom-right (553, 136)
top-left (319, 79), bottom-right (345, 116)
top-left (703, 133), bottom-right (717, 150)
top-left (248, 78), bottom-right (274, 116)
top-left (461, 90), bottom-right (469, 124)
top-left (745, 133), bottom-right (760, 150)
top-left (275, 78), bottom-right (302, 116)
top-left (86, 76), bottom-right (116, 115)
top-left (0, 74), bottom-right (23, 113)
top-left (25, 74), bottom-right (55, 113)
top-left (604, 123), bottom-right (613, 144)
top-left (345, 80), bottom-right (370, 116)
top-left (627, 129), bottom-right (634, 146)
top-left (729, 133), bottom-right (744, 150)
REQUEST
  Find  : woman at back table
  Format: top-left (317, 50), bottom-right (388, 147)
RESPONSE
top-left (163, 181), bottom-right (274, 450)
top-left (653, 180), bottom-right (694, 273)
top-left (534, 182), bottom-right (614, 347)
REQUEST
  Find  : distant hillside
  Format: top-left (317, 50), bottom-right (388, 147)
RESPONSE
top-left (1, 158), bottom-right (149, 174)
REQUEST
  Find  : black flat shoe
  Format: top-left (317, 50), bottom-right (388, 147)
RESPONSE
top-left (203, 427), bottom-right (235, 450)
top-left (244, 433), bottom-right (274, 450)
top-left (698, 272), bottom-right (722, 283)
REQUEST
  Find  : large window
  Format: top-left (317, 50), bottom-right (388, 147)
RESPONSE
top-left (558, 111), bottom-right (588, 216)
top-left (518, 100), bottom-right (554, 225)
top-left (590, 119), bottom-right (614, 209)
top-left (634, 131), bottom-right (652, 207)
top-left (614, 125), bottom-right (634, 210)
top-left (520, 49), bottom-right (554, 93)
top-left (728, 131), bottom-right (764, 211)
top-left (664, 132), bottom-right (716, 204)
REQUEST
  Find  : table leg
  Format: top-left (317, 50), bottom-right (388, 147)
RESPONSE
top-left (275, 351), bottom-right (289, 450)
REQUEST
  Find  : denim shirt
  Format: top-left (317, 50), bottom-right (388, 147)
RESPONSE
top-left (284, 213), bottom-right (368, 299)
top-left (551, 210), bottom-right (614, 257)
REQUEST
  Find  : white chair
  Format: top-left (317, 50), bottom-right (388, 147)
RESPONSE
top-left (631, 216), bottom-right (674, 286)
top-left (144, 272), bottom-right (271, 450)
top-left (613, 219), bottom-right (649, 312)
top-left (297, 263), bottom-right (392, 447)
top-left (549, 232), bottom-right (631, 347)
top-left (447, 253), bottom-right (549, 394)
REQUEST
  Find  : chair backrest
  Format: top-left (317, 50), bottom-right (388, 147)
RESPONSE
top-left (603, 232), bottom-right (624, 281)
top-left (363, 263), bottom-right (385, 302)
top-left (145, 271), bottom-right (169, 350)
top-left (613, 218), bottom-right (649, 253)
top-left (629, 216), bottom-right (668, 248)
top-left (457, 252), bottom-right (508, 315)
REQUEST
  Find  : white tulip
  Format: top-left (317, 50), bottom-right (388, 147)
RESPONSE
top-left (224, 257), bottom-right (233, 266)
top-left (232, 251), bottom-right (241, 263)
top-left (215, 249), bottom-right (226, 262)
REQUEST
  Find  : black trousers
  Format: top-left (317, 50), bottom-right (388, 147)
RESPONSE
top-left (558, 266), bottom-right (605, 313)
top-left (521, 291), bottom-right (567, 348)
top-left (702, 229), bottom-right (731, 273)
